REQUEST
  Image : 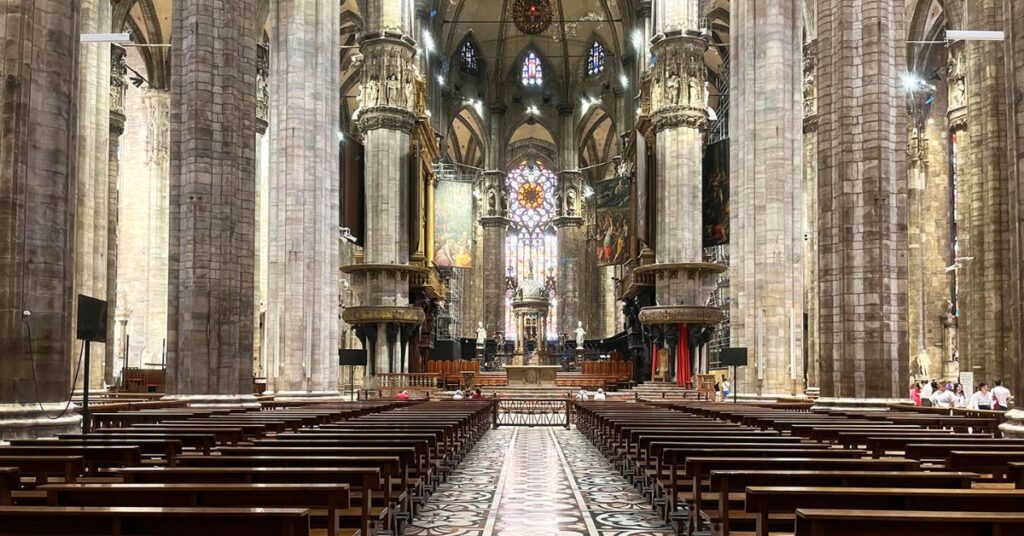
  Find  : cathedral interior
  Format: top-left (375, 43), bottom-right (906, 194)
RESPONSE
top-left (3, 0), bottom-right (1024, 421)
top-left (3, 0), bottom-right (1024, 533)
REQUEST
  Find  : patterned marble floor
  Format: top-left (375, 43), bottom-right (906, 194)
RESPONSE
top-left (404, 427), bottom-right (673, 536)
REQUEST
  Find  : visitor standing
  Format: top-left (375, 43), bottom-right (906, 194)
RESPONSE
top-left (910, 382), bottom-right (923, 406)
top-left (953, 383), bottom-right (966, 408)
top-left (992, 380), bottom-right (1013, 410)
top-left (929, 382), bottom-right (955, 408)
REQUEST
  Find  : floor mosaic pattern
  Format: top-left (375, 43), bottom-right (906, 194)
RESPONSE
top-left (404, 427), bottom-right (673, 536)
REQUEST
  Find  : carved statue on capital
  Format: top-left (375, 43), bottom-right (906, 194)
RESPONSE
top-left (802, 42), bottom-right (817, 119)
top-left (256, 43), bottom-right (270, 125)
top-left (948, 45), bottom-right (966, 110)
top-left (357, 38), bottom-right (419, 133)
top-left (649, 35), bottom-right (707, 132)
top-left (110, 45), bottom-right (127, 117)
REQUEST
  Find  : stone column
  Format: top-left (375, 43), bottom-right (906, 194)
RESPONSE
top-left (343, 0), bottom-right (425, 380)
top-left (555, 171), bottom-right (584, 334)
top-left (637, 1), bottom-right (725, 379)
top-left (74, 0), bottom-right (112, 391)
top-left (0, 0), bottom-right (83, 439)
top-left (253, 44), bottom-right (269, 380)
top-left (116, 88), bottom-right (170, 370)
top-left (816, 0), bottom-right (908, 399)
top-left (107, 45), bottom-right (127, 386)
top-left (265, 0), bottom-right (340, 398)
top-left (956, 0), bottom-right (1015, 389)
top-left (729, 0), bottom-right (804, 396)
top-left (1005, 0), bottom-right (1024, 393)
top-left (480, 170), bottom-right (510, 335)
top-left (802, 39), bottom-right (820, 390)
top-left (166, 0), bottom-right (258, 405)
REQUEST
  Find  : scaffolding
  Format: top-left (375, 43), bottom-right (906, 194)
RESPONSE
top-left (704, 244), bottom-right (731, 369)
top-left (432, 160), bottom-right (475, 341)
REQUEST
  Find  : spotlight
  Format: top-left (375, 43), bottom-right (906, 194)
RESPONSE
top-left (526, 105), bottom-right (540, 115)
top-left (619, 73), bottom-right (629, 88)
top-left (422, 30), bottom-right (436, 53)
top-left (436, 74), bottom-right (445, 86)
top-left (583, 185), bottom-right (595, 198)
top-left (631, 30), bottom-right (644, 50)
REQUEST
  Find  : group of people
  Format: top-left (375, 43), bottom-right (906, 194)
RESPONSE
top-left (452, 388), bottom-right (484, 400)
top-left (910, 379), bottom-right (1014, 410)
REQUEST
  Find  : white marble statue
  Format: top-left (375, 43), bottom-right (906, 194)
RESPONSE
top-left (476, 321), bottom-right (487, 348)
top-left (574, 321), bottom-right (586, 348)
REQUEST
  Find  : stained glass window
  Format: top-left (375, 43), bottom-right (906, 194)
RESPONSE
top-left (459, 41), bottom-right (478, 73)
top-left (587, 42), bottom-right (605, 75)
top-left (505, 162), bottom-right (559, 339)
top-left (521, 52), bottom-right (543, 86)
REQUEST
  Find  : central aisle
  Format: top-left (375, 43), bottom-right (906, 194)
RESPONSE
top-left (405, 427), bottom-right (673, 536)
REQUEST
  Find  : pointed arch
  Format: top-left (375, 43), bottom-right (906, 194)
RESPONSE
top-left (446, 106), bottom-right (487, 170)
top-left (454, 32), bottom-right (485, 75)
top-left (577, 106), bottom-right (616, 180)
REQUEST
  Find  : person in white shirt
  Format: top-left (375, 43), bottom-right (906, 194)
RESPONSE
top-left (953, 383), bottom-right (967, 409)
top-left (452, 391), bottom-right (464, 400)
top-left (920, 381), bottom-right (934, 406)
top-left (967, 383), bottom-right (994, 410)
top-left (930, 383), bottom-right (955, 408)
top-left (992, 380), bottom-right (1012, 410)
top-left (575, 389), bottom-right (588, 401)
top-left (593, 388), bottom-right (607, 401)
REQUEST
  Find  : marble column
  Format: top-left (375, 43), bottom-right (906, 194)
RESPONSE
top-left (816, 0), bottom-right (908, 398)
top-left (343, 0), bottom-right (425, 381)
top-left (106, 45), bottom-right (127, 386)
top-left (480, 170), bottom-right (510, 335)
top-left (555, 171), bottom-right (584, 334)
top-left (74, 0), bottom-right (112, 391)
top-left (729, 0), bottom-right (804, 396)
top-left (166, 0), bottom-right (258, 404)
top-left (0, 0), bottom-right (83, 439)
top-left (802, 39), bottom-right (821, 389)
top-left (116, 88), bottom-right (170, 370)
top-left (265, 0), bottom-right (341, 397)
top-left (637, 1), bottom-right (725, 376)
top-left (1005, 0), bottom-right (1024, 393)
top-left (956, 0), bottom-right (1015, 390)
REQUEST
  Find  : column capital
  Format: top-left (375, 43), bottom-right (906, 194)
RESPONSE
top-left (489, 103), bottom-right (508, 116)
top-left (557, 102), bottom-right (575, 116)
top-left (357, 36), bottom-right (419, 127)
top-left (650, 33), bottom-right (708, 133)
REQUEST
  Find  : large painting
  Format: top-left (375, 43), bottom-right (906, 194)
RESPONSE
top-left (703, 140), bottom-right (729, 247)
top-left (434, 180), bottom-right (474, 268)
top-left (593, 170), bottom-right (631, 266)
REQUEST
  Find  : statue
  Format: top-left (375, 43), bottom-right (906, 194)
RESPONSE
top-left (476, 321), bottom-right (487, 348)
top-left (487, 191), bottom-right (497, 215)
top-left (666, 72), bottom-right (681, 105)
top-left (574, 321), bottom-right (586, 348)
top-left (688, 77), bottom-right (700, 106)
top-left (566, 189), bottom-right (577, 216)
top-left (916, 348), bottom-right (932, 379)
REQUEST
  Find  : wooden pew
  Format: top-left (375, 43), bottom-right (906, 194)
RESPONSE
top-left (948, 450), bottom-right (1024, 480)
top-left (10, 438), bottom-right (181, 466)
top-left (0, 506), bottom-right (310, 536)
top-left (39, 483), bottom-right (353, 536)
top-left (68, 431), bottom-right (216, 454)
top-left (1011, 461), bottom-right (1024, 488)
top-left (705, 469), bottom-right (976, 536)
top-left (0, 467), bottom-right (16, 505)
top-left (0, 457), bottom-right (82, 486)
top-left (174, 456), bottom-right (392, 535)
top-left (748, 487), bottom-right (1024, 536)
top-left (794, 509), bottom-right (1024, 536)
top-left (0, 447), bottom-right (140, 475)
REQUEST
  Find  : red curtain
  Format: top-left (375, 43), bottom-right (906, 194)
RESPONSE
top-left (676, 324), bottom-right (691, 387)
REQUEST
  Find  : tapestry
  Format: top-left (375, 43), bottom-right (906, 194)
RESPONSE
top-left (434, 180), bottom-right (474, 268)
top-left (702, 140), bottom-right (729, 247)
top-left (593, 169), bottom-right (631, 266)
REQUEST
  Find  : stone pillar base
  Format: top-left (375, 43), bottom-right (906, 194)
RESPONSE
top-left (267, 391), bottom-right (346, 403)
top-left (161, 394), bottom-right (262, 410)
top-left (999, 409), bottom-right (1024, 438)
top-left (0, 403), bottom-right (83, 441)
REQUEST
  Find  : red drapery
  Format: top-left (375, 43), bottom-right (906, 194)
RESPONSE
top-left (676, 323), bottom-right (691, 387)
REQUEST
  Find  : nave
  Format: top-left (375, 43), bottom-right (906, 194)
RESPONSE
top-left (405, 427), bottom-right (672, 536)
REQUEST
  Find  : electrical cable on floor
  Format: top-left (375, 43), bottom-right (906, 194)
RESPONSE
top-left (25, 315), bottom-right (85, 420)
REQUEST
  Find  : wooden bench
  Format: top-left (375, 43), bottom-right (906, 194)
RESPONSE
top-left (1011, 461), bottom-right (1024, 488)
top-left (39, 483), bottom-right (353, 536)
top-left (794, 509), bottom-right (1024, 536)
top-left (746, 487), bottom-right (1024, 536)
top-left (0, 447), bottom-right (139, 475)
top-left (0, 505), bottom-right (310, 536)
top-left (948, 450), bottom-right (1024, 480)
top-left (68, 431), bottom-right (216, 454)
top-left (0, 456), bottom-right (82, 487)
top-left (705, 469), bottom-right (976, 536)
top-left (0, 467), bottom-right (16, 505)
top-left (10, 438), bottom-right (182, 466)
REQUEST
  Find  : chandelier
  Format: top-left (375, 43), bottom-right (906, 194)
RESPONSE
top-left (512, 0), bottom-right (554, 35)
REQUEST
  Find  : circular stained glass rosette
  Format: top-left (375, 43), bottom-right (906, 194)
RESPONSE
top-left (512, 0), bottom-right (554, 35)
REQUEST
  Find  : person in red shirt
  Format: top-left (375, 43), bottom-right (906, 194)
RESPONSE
top-left (909, 382), bottom-right (922, 406)
top-left (470, 388), bottom-right (482, 400)
top-left (396, 390), bottom-right (411, 401)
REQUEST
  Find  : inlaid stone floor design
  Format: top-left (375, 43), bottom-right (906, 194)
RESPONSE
top-left (404, 427), bottom-right (673, 536)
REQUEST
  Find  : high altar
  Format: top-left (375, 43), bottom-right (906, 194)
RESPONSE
top-left (504, 365), bottom-right (561, 386)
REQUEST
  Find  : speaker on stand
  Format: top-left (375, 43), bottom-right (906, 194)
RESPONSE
top-left (76, 295), bottom-right (108, 433)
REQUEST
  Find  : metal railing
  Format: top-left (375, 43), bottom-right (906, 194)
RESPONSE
top-left (492, 398), bottom-right (572, 429)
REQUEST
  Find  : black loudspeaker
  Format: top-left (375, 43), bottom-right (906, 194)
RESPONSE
top-left (720, 347), bottom-right (748, 367)
top-left (76, 295), bottom-right (107, 343)
top-left (338, 349), bottom-right (367, 367)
